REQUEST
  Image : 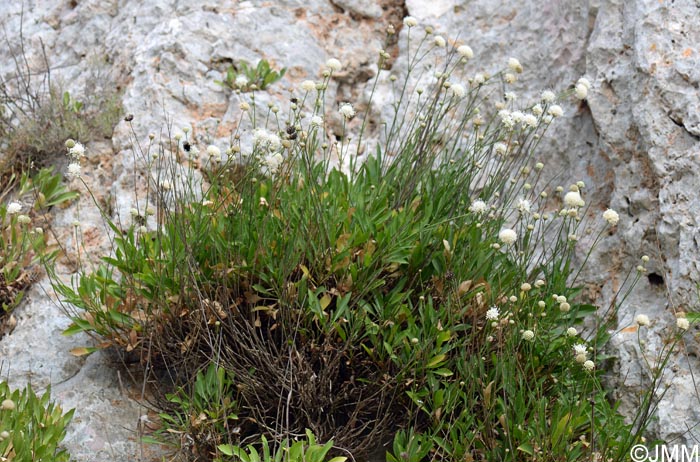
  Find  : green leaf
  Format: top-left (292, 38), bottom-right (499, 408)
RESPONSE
top-left (218, 444), bottom-right (234, 456)
top-left (517, 443), bottom-right (534, 455)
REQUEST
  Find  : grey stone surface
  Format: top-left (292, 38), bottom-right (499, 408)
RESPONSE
top-left (0, 0), bottom-right (699, 459)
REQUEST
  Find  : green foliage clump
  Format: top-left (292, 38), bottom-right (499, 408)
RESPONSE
top-left (216, 59), bottom-right (286, 92)
top-left (0, 30), bottom-right (122, 185)
top-left (1, 167), bottom-right (77, 324)
top-left (217, 430), bottom-right (347, 462)
top-left (47, 18), bottom-right (680, 462)
top-left (0, 381), bottom-right (74, 462)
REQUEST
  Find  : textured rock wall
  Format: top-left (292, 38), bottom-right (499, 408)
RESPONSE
top-left (0, 0), bottom-right (698, 459)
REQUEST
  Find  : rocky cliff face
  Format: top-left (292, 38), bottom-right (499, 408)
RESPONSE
top-left (1, 0), bottom-right (698, 459)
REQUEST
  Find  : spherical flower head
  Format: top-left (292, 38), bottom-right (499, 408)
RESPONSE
top-left (450, 83), bottom-right (466, 98)
top-left (235, 74), bottom-right (249, 88)
top-left (504, 73), bottom-right (517, 84)
top-left (485, 306), bottom-right (500, 321)
top-left (566, 327), bottom-right (578, 337)
top-left (541, 90), bottom-right (556, 103)
top-left (548, 105), bottom-right (564, 117)
top-left (564, 191), bottom-right (585, 208)
top-left (473, 73), bottom-right (486, 85)
top-left (469, 199), bottom-right (487, 214)
top-left (339, 102), bottom-right (356, 120)
top-left (239, 101), bottom-right (251, 112)
top-left (522, 330), bottom-right (535, 341)
top-left (559, 302), bottom-right (571, 312)
top-left (403, 16), bottom-right (418, 27)
top-left (65, 162), bottom-right (81, 180)
top-left (574, 83), bottom-right (588, 100)
top-left (68, 142), bottom-right (85, 159)
top-left (603, 208), bottom-right (619, 226)
top-left (583, 360), bottom-right (595, 371)
top-left (573, 343), bottom-right (588, 356)
top-left (635, 314), bottom-right (650, 327)
top-left (508, 57), bottom-right (523, 73)
top-left (206, 145), bottom-right (221, 158)
top-left (516, 198), bottom-right (531, 214)
top-left (504, 91), bottom-right (517, 102)
top-left (160, 179), bottom-right (172, 191)
top-left (677, 317), bottom-right (690, 330)
top-left (521, 282), bottom-right (532, 292)
top-left (433, 35), bottom-right (446, 47)
top-left (264, 152), bottom-right (285, 174)
top-left (532, 104), bottom-right (543, 116)
top-left (301, 80), bottom-right (316, 92)
top-left (457, 45), bottom-right (473, 59)
top-left (521, 114), bottom-right (537, 128)
top-left (577, 77), bottom-right (591, 90)
top-left (499, 228), bottom-right (517, 245)
top-left (17, 214), bottom-right (30, 224)
top-left (310, 115), bottom-right (324, 127)
top-left (494, 142), bottom-right (508, 156)
top-left (6, 202), bottom-right (22, 215)
top-left (326, 58), bottom-right (342, 72)
top-left (1, 399), bottom-right (15, 410)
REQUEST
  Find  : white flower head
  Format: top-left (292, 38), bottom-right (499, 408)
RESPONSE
top-left (522, 330), bottom-right (535, 341)
top-left (17, 214), bottom-right (30, 224)
top-left (301, 80), bottom-right (316, 92)
top-left (473, 73), bottom-right (485, 85)
top-left (548, 105), bottom-right (564, 118)
top-left (573, 343), bottom-right (588, 356)
top-left (494, 142), bottom-right (508, 156)
top-left (577, 77), bottom-right (591, 90)
top-left (508, 57), bottom-right (523, 73)
top-left (67, 162), bottom-right (82, 180)
top-left (235, 74), bottom-right (249, 88)
top-left (516, 198), bottom-right (531, 214)
top-left (499, 228), bottom-right (517, 245)
top-left (635, 314), bottom-right (650, 327)
top-left (206, 145), bottom-right (221, 158)
top-left (583, 360), bottom-right (595, 371)
top-left (310, 115), bottom-right (324, 127)
top-left (532, 104), bottom-right (543, 116)
top-left (326, 58), bottom-right (342, 72)
top-left (339, 102), bottom-right (356, 120)
top-left (541, 90), bottom-right (556, 103)
top-left (450, 83), bottom-right (466, 98)
top-left (469, 199), bottom-right (487, 214)
top-left (566, 327), bottom-right (578, 337)
top-left (239, 102), bottom-right (251, 112)
top-left (677, 317), bottom-right (690, 330)
top-left (264, 152), bottom-right (285, 174)
top-left (6, 202), bottom-right (21, 215)
top-left (485, 306), bottom-right (500, 321)
top-left (403, 16), bottom-right (418, 27)
top-left (574, 83), bottom-right (588, 100)
top-left (457, 45), bottom-right (473, 59)
top-left (523, 114), bottom-right (538, 128)
top-left (253, 128), bottom-right (282, 152)
top-left (603, 208), bottom-right (619, 226)
top-left (564, 191), bottom-right (585, 208)
top-left (433, 35), bottom-right (446, 47)
top-left (68, 142), bottom-right (85, 159)
top-left (498, 110), bottom-right (515, 129)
